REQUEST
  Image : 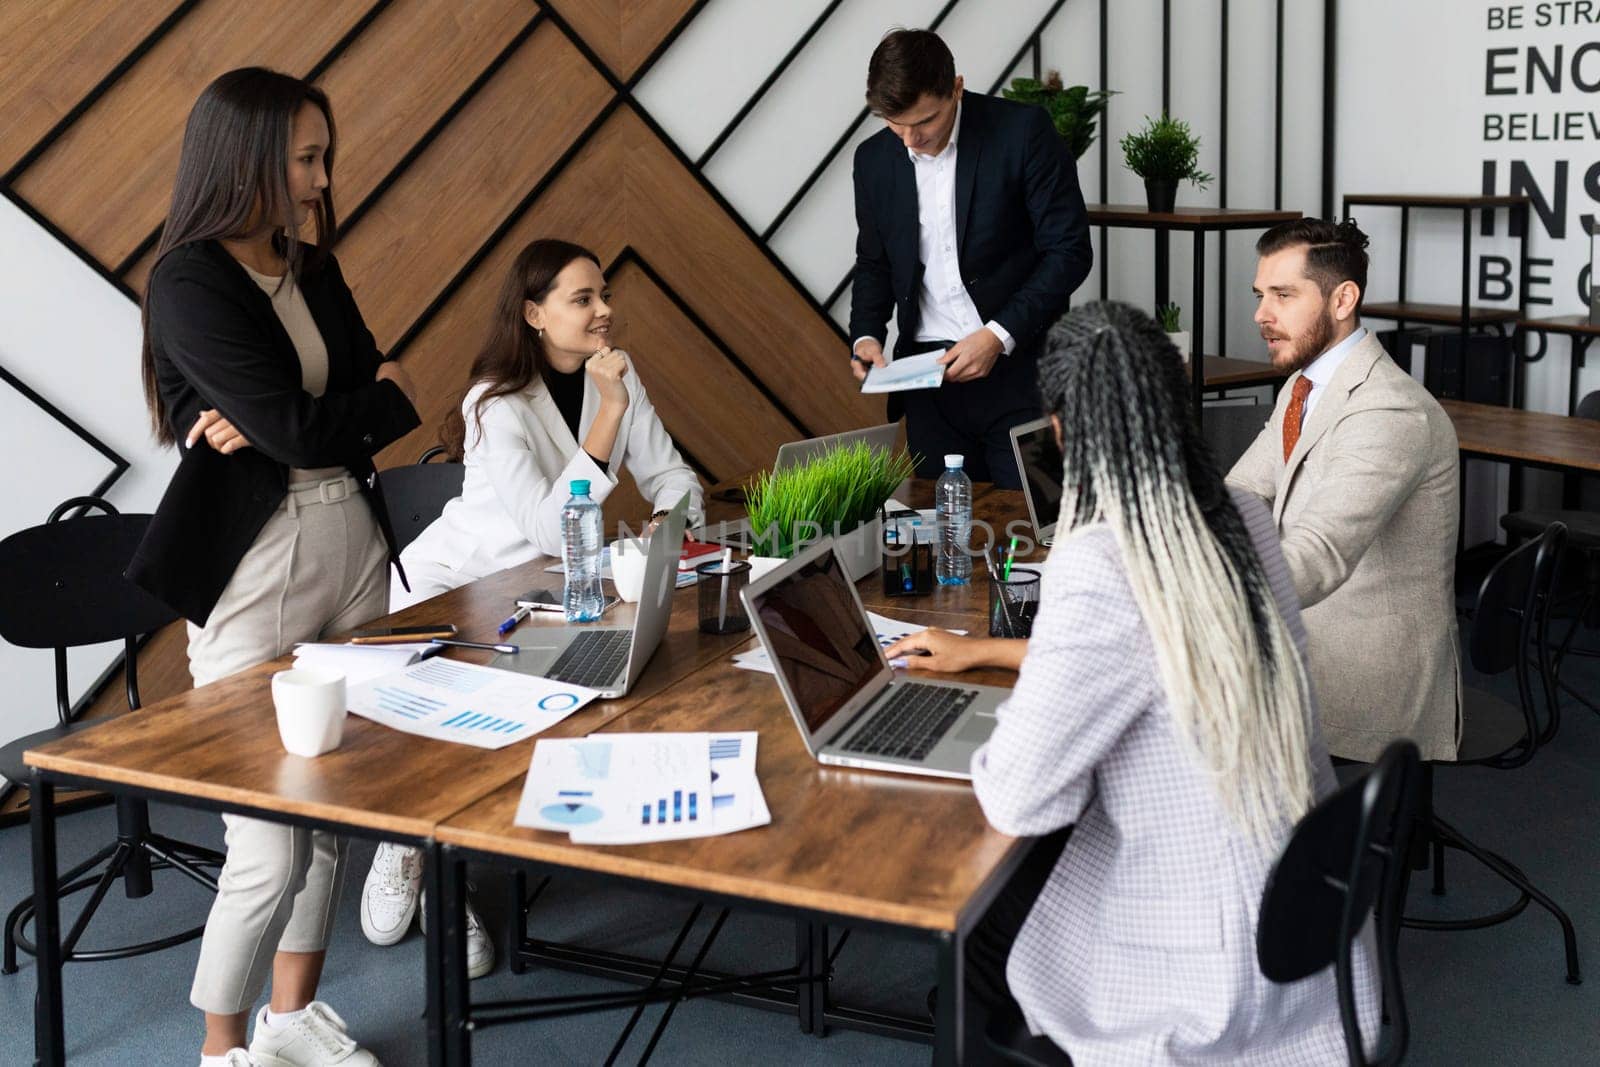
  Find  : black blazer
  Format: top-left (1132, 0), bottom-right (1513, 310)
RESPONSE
top-left (129, 240), bottom-right (421, 625)
top-left (849, 92), bottom-right (1092, 361)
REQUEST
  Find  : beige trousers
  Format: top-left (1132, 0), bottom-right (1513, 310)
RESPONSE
top-left (186, 477), bottom-right (389, 1015)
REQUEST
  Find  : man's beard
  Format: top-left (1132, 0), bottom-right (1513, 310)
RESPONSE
top-left (1266, 308), bottom-right (1337, 374)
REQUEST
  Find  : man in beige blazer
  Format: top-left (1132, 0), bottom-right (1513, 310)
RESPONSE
top-left (1228, 218), bottom-right (1461, 761)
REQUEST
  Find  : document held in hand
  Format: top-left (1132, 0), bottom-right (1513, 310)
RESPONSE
top-left (860, 350), bottom-right (946, 394)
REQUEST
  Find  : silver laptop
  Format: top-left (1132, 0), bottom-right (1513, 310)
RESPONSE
top-left (703, 423), bottom-right (901, 546)
top-left (490, 496), bottom-right (687, 699)
top-left (742, 539), bottom-right (1007, 780)
top-left (1009, 417), bottom-right (1064, 548)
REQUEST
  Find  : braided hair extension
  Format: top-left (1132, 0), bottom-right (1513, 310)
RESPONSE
top-left (1037, 301), bottom-right (1316, 847)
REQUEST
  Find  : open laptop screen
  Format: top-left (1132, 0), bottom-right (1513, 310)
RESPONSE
top-left (1014, 420), bottom-right (1065, 537)
top-left (749, 549), bottom-right (881, 733)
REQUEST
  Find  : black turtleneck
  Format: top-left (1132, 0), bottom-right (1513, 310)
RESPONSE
top-left (542, 364), bottom-right (607, 472)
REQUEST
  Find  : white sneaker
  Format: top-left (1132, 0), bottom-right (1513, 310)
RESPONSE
top-left (248, 1003), bottom-right (379, 1066)
top-left (208, 1051), bottom-right (259, 1067)
top-left (418, 887), bottom-right (496, 979)
top-left (360, 842), bottom-right (422, 946)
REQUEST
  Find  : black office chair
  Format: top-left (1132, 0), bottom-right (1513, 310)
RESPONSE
top-left (984, 741), bottom-right (1422, 1066)
top-left (1499, 389), bottom-right (1600, 719)
top-left (0, 496), bottom-right (225, 975)
top-left (1406, 522), bottom-right (1582, 985)
top-left (1259, 740), bottom-right (1421, 1067)
top-left (379, 445), bottom-right (465, 554)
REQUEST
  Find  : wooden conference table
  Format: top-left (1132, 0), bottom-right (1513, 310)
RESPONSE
top-left (25, 482), bottom-right (1035, 1066)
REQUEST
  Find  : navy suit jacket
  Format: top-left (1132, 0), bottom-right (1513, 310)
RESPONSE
top-left (848, 91), bottom-right (1092, 362)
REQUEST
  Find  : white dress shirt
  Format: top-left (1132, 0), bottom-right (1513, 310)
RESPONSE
top-left (853, 100), bottom-right (1013, 359)
top-left (1299, 325), bottom-right (1367, 421)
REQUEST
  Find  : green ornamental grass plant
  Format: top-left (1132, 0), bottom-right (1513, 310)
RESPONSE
top-left (744, 442), bottom-right (917, 559)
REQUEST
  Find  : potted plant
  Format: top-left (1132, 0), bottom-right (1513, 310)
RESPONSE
top-left (1120, 113), bottom-right (1213, 213)
top-left (1157, 303), bottom-right (1190, 363)
top-left (1001, 71), bottom-right (1115, 159)
top-left (744, 441), bottom-right (917, 582)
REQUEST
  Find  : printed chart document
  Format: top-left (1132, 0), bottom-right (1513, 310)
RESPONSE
top-left (348, 658), bottom-right (599, 750)
top-left (515, 732), bottom-right (768, 843)
top-left (733, 612), bottom-right (964, 674)
top-left (860, 350), bottom-right (945, 394)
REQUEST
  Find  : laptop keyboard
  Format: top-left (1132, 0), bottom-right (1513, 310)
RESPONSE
top-left (546, 630), bottom-right (631, 689)
top-left (841, 684), bottom-right (978, 761)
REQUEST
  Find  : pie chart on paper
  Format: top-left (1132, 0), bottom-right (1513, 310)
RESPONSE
top-left (540, 802), bottom-right (605, 825)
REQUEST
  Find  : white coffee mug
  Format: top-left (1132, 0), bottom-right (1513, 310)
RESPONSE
top-left (271, 667), bottom-right (347, 758)
top-left (610, 537), bottom-right (651, 603)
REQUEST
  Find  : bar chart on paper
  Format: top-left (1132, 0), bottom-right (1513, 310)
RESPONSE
top-left (348, 658), bottom-right (600, 749)
top-left (641, 789), bottom-right (700, 825)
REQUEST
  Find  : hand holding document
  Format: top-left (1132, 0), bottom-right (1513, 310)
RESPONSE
top-left (515, 732), bottom-right (768, 843)
top-left (859, 350), bottom-right (946, 394)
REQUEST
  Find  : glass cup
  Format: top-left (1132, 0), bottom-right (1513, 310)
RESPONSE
top-left (697, 559), bottom-right (751, 634)
top-left (989, 567), bottom-right (1042, 639)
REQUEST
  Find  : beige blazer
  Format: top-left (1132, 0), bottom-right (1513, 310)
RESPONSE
top-left (1227, 331), bottom-right (1461, 761)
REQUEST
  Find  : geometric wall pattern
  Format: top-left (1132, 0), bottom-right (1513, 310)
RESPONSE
top-left (0, 0), bottom-right (1064, 803)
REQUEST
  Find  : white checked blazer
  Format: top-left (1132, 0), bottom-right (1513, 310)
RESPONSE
top-left (971, 489), bottom-right (1380, 1065)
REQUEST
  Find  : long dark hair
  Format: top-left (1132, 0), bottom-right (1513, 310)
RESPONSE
top-left (1037, 301), bottom-right (1316, 845)
top-left (140, 67), bottom-right (338, 445)
top-left (440, 239), bottom-right (602, 459)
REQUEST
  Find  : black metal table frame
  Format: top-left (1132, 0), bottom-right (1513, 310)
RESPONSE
top-left (433, 835), bottom-right (1042, 1065)
top-left (1517, 323), bottom-right (1596, 418)
top-left (26, 767), bottom-right (454, 1067)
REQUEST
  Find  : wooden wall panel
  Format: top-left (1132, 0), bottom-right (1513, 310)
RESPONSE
top-left (608, 260), bottom-right (802, 482)
top-left (617, 108), bottom-right (879, 438)
top-left (0, 0), bottom-right (183, 176)
top-left (335, 20), bottom-right (612, 349)
top-left (14, 0), bottom-right (373, 269)
top-left (315, 0), bottom-right (535, 214)
top-left (552, 0), bottom-right (698, 81)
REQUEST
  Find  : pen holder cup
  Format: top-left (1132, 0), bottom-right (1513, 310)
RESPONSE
top-left (881, 519), bottom-right (934, 597)
top-left (989, 568), bottom-right (1042, 639)
top-left (697, 559), bottom-right (751, 634)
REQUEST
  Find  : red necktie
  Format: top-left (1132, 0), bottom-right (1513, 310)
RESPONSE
top-left (1282, 376), bottom-right (1314, 462)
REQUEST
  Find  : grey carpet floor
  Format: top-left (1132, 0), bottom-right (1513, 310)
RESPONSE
top-left (2, 615), bottom-right (1595, 1064)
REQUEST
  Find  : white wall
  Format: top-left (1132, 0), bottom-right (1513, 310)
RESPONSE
top-left (0, 196), bottom-right (176, 789)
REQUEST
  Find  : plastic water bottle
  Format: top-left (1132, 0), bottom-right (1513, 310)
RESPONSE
top-left (935, 454), bottom-right (972, 586)
top-left (561, 479), bottom-right (605, 622)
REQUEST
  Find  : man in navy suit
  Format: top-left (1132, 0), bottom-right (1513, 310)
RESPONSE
top-left (849, 29), bottom-right (1092, 487)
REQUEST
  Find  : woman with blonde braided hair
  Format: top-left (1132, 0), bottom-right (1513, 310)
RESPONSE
top-left (889, 301), bottom-right (1378, 1063)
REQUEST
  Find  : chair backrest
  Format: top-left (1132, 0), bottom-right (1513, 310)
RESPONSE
top-left (0, 496), bottom-right (178, 721)
top-left (378, 448), bottom-right (465, 554)
top-left (1470, 521), bottom-right (1566, 762)
top-left (1257, 740), bottom-right (1422, 1067)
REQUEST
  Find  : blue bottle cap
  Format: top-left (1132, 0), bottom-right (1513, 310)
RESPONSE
top-left (570, 479), bottom-right (591, 496)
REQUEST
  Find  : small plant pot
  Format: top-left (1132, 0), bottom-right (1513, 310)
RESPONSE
top-left (1144, 178), bottom-right (1178, 213)
top-left (1166, 330), bottom-right (1191, 363)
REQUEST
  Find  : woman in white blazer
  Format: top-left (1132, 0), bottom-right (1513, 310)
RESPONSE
top-left (890, 303), bottom-right (1380, 1065)
top-left (361, 239), bottom-right (702, 975)
top-left (395, 238), bottom-right (702, 608)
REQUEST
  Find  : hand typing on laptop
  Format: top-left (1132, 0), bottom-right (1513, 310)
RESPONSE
top-left (885, 629), bottom-right (1026, 673)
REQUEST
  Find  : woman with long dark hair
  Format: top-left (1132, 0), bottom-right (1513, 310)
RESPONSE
top-left (131, 67), bottom-right (418, 1066)
top-left (357, 238), bottom-right (700, 973)
top-left (887, 302), bottom-right (1378, 1062)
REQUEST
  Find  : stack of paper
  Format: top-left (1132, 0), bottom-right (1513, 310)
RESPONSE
top-left (515, 732), bottom-right (768, 844)
top-left (347, 658), bottom-right (600, 750)
top-left (292, 642), bottom-right (436, 685)
top-left (732, 612), bottom-right (964, 674)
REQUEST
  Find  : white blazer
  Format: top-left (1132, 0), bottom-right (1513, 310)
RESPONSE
top-left (971, 490), bottom-right (1379, 1065)
top-left (401, 352), bottom-right (702, 589)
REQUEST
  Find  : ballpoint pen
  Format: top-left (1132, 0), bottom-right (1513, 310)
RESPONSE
top-left (428, 638), bottom-right (520, 654)
top-left (497, 604), bottom-right (530, 637)
top-left (1002, 536), bottom-right (1019, 580)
